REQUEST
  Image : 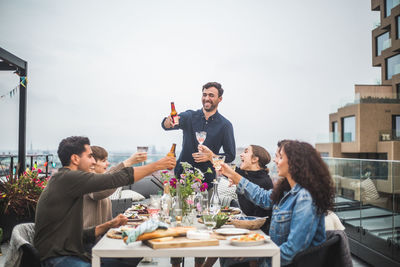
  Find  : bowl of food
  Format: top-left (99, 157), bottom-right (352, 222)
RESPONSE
top-left (231, 216), bottom-right (266, 230)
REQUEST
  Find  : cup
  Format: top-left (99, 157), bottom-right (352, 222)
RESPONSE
top-left (137, 146), bottom-right (149, 165)
top-left (137, 146), bottom-right (149, 153)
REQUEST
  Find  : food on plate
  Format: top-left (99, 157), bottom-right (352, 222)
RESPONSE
top-left (128, 204), bottom-right (149, 214)
top-left (220, 207), bottom-right (241, 215)
top-left (231, 233), bottom-right (265, 242)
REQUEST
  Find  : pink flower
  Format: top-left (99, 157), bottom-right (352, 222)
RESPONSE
top-left (170, 178), bottom-right (177, 189)
top-left (186, 198), bottom-right (194, 205)
top-left (38, 169), bottom-right (42, 174)
top-left (200, 182), bottom-right (208, 192)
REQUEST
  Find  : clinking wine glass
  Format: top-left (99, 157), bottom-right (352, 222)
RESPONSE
top-left (228, 162), bottom-right (236, 171)
top-left (212, 155), bottom-right (226, 182)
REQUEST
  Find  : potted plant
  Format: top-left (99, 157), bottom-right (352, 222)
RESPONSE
top-left (0, 168), bottom-right (49, 241)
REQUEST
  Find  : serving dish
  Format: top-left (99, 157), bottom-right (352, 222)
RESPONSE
top-left (214, 228), bottom-right (250, 235)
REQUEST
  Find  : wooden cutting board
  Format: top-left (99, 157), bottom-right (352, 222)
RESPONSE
top-left (144, 236), bottom-right (219, 249)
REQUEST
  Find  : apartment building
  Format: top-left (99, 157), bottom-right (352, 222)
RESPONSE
top-left (316, 0), bottom-right (400, 161)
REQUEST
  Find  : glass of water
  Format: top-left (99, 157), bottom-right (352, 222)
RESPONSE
top-left (202, 214), bottom-right (216, 232)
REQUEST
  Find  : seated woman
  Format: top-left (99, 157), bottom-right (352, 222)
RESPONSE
top-left (219, 140), bottom-right (334, 266)
top-left (83, 146), bottom-right (147, 229)
top-left (235, 144), bottom-right (273, 233)
top-left (200, 144), bottom-right (273, 232)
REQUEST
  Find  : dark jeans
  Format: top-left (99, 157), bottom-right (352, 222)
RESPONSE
top-left (41, 256), bottom-right (142, 267)
top-left (41, 256), bottom-right (90, 267)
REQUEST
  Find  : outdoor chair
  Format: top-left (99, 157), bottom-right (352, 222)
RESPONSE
top-left (4, 222), bottom-right (40, 267)
top-left (287, 232), bottom-right (344, 267)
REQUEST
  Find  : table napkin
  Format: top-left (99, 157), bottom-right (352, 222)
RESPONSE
top-left (122, 219), bottom-right (169, 244)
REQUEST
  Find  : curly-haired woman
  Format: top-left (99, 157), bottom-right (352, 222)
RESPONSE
top-left (219, 140), bottom-right (335, 266)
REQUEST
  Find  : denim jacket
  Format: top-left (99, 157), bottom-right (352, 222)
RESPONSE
top-left (237, 178), bottom-right (326, 266)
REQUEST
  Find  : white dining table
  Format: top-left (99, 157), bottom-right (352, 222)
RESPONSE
top-left (92, 225), bottom-right (280, 267)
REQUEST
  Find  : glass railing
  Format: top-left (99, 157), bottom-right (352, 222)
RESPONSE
top-left (329, 132), bottom-right (341, 143)
top-left (335, 92), bottom-right (400, 110)
top-left (0, 154), bottom-right (56, 178)
top-left (323, 157), bottom-right (400, 262)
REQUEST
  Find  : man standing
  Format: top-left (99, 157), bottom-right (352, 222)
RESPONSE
top-left (34, 136), bottom-right (175, 267)
top-left (161, 82), bottom-right (236, 187)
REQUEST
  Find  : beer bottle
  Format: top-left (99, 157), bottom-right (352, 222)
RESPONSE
top-left (170, 102), bottom-right (178, 126)
top-left (167, 143), bottom-right (176, 157)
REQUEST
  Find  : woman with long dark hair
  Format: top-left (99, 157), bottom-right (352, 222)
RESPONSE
top-left (220, 140), bottom-right (334, 266)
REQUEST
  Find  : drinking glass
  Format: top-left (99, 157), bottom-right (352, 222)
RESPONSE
top-left (200, 191), bottom-right (209, 215)
top-left (137, 146), bottom-right (148, 166)
top-left (202, 214), bottom-right (216, 232)
top-left (196, 131), bottom-right (207, 145)
top-left (228, 162), bottom-right (236, 171)
top-left (148, 195), bottom-right (161, 220)
top-left (212, 155), bottom-right (226, 182)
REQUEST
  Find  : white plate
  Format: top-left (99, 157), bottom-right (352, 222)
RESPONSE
top-left (214, 228), bottom-right (250, 235)
top-left (230, 235), bottom-right (271, 246)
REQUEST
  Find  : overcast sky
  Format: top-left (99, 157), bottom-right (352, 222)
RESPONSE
top-left (0, 0), bottom-right (380, 155)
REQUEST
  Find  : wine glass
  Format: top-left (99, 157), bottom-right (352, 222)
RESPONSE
top-left (228, 162), bottom-right (236, 171)
top-left (212, 155), bottom-right (226, 182)
top-left (196, 131), bottom-right (207, 145)
top-left (137, 146), bottom-right (148, 166)
top-left (202, 214), bottom-right (216, 232)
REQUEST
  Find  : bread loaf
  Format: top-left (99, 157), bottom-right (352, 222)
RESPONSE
top-left (123, 226), bottom-right (196, 242)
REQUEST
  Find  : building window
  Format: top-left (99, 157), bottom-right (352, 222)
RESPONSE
top-left (386, 0), bottom-right (400, 17)
top-left (397, 16), bottom-right (400, 39)
top-left (393, 115), bottom-right (400, 139)
top-left (376, 32), bottom-right (390, 56)
top-left (342, 116), bottom-right (356, 142)
top-left (386, 54), bottom-right (400, 80)
top-left (331, 121), bottom-right (339, 143)
top-left (397, 84), bottom-right (400, 99)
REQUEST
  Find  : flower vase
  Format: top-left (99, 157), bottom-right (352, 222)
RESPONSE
top-left (182, 194), bottom-right (195, 225)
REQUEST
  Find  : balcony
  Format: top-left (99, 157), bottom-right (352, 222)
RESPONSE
top-left (379, 129), bottom-right (400, 141)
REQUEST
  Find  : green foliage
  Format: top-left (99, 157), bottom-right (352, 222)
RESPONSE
top-left (0, 168), bottom-right (49, 217)
top-left (213, 213), bottom-right (229, 229)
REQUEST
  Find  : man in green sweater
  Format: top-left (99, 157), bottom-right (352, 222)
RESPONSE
top-left (34, 136), bottom-right (176, 267)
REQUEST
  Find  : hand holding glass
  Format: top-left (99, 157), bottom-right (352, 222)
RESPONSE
top-left (212, 155), bottom-right (226, 173)
top-left (137, 146), bottom-right (148, 165)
